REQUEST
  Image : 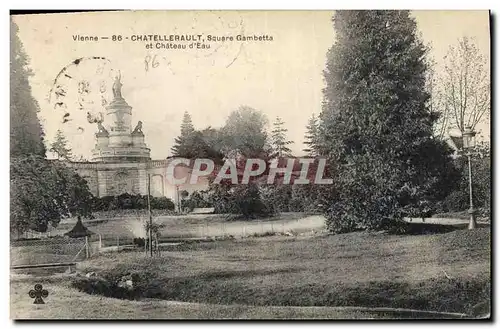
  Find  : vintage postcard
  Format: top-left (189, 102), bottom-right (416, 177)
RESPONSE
top-left (10, 10), bottom-right (491, 320)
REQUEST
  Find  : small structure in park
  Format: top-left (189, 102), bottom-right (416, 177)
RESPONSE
top-left (64, 216), bottom-right (94, 238)
top-left (65, 217), bottom-right (95, 259)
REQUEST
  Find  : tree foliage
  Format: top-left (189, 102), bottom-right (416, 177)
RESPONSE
top-left (320, 11), bottom-right (458, 233)
top-left (11, 157), bottom-right (94, 235)
top-left (425, 58), bottom-right (448, 139)
top-left (259, 184), bottom-right (293, 213)
top-left (210, 183), bottom-right (271, 218)
top-left (50, 129), bottom-right (73, 160)
top-left (206, 106), bottom-right (272, 217)
top-left (270, 116), bottom-right (293, 158)
top-left (200, 126), bottom-right (226, 163)
top-left (289, 184), bottom-right (327, 213)
top-left (91, 193), bottom-right (175, 211)
top-left (220, 106), bottom-right (269, 158)
top-left (10, 18), bottom-right (46, 157)
top-left (181, 190), bottom-right (212, 212)
top-left (170, 112), bottom-right (225, 162)
top-left (171, 111), bottom-right (196, 157)
top-left (303, 113), bottom-right (320, 156)
top-left (439, 142), bottom-right (491, 216)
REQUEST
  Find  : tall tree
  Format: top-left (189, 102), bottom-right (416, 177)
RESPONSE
top-left (270, 116), bottom-right (293, 158)
top-left (10, 18), bottom-right (93, 236)
top-left (208, 106), bottom-right (271, 218)
top-left (425, 58), bottom-right (448, 139)
top-left (303, 113), bottom-right (320, 156)
top-left (50, 129), bottom-right (73, 160)
top-left (220, 106), bottom-right (269, 158)
top-left (441, 36), bottom-right (490, 134)
top-left (171, 120), bottom-right (224, 161)
top-left (320, 11), bottom-right (457, 233)
top-left (10, 18), bottom-right (45, 157)
top-left (199, 126), bottom-right (225, 164)
top-left (185, 130), bottom-right (225, 162)
top-left (171, 111), bottom-right (196, 157)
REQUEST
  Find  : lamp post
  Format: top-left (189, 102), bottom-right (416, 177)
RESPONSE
top-left (176, 185), bottom-right (180, 213)
top-left (147, 174), bottom-right (154, 256)
top-left (462, 126), bottom-right (477, 230)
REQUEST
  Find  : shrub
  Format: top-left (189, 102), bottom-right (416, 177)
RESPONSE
top-left (289, 185), bottom-right (325, 213)
top-left (259, 185), bottom-right (292, 214)
top-left (181, 191), bottom-right (212, 212)
top-left (149, 196), bottom-right (175, 210)
top-left (91, 194), bottom-right (175, 211)
top-left (437, 156), bottom-right (491, 215)
top-left (133, 238), bottom-right (146, 248)
top-left (71, 276), bottom-right (141, 300)
top-left (210, 183), bottom-right (271, 218)
top-left (72, 277), bottom-right (115, 297)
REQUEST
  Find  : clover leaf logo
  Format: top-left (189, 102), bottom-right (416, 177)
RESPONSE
top-left (29, 284), bottom-right (49, 304)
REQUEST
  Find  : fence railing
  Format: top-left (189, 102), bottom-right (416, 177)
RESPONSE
top-left (10, 235), bottom-right (101, 267)
top-left (10, 214), bottom-right (327, 268)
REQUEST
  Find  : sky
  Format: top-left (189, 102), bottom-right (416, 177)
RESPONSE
top-left (13, 10), bottom-right (490, 160)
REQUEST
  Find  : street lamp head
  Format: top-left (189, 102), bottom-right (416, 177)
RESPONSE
top-left (462, 126), bottom-right (476, 149)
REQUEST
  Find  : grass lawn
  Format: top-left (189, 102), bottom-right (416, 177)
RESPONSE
top-left (67, 227), bottom-right (490, 317)
top-left (10, 275), bottom-right (396, 319)
top-left (11, 225), bottom-right (490, 319)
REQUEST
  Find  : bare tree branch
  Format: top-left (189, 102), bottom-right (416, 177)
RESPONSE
top-left (439, 37), bottom-right (490, 134)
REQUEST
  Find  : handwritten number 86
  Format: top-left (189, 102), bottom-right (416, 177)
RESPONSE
top-left (145, 55), bottom-right (160, 71)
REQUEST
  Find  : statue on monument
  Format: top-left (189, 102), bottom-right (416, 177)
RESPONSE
top-left (112, 71), bottom-right (123, 99)
top-left (87, 111), bottom-right (108, 135)
top-left (87, 111), bottom-right (103, 124)
top-left (132, 121), bottom-right (143, 134)
top-left (97, 121), bottom-right (108, 135)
